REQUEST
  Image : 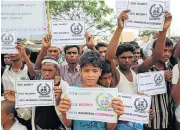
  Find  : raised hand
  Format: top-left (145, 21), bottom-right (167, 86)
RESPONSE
top-left (4, 89), bottom-right (16, 103)
top-left (42, 34), bottom-right (52, 49)
top-left (16, 43), bottom-right (26, 57)
top-left (163, 12), bottom-right (172, 31)
top-left (85, 32), bottom-right (95, 50)
top-left (117, 10), bottom-right (130, 30)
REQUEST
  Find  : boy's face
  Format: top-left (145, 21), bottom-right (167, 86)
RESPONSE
top-left (160, 45), bottom-right (173, 63)
top-left (80, 64), bottom-right (102, 87)
top-left (1, 103), bottom-right (13, 125)
top-left (41, 62), bottom-right (57, 80)
top-left (97, 46), bottom-right (107, 60)
top-left (118, 51), bottom-right (134, 70)
top-left (99, 73), bottom-right (112, 87)
top-left (65, 47), bottom-right (79, 64)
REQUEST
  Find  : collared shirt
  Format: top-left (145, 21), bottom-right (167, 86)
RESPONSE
top-left (59, 64), bottom-right (82, 86)
top-left (148, 64), bottom-right (174, 129)
top-left (1, 118), bottom-right (27, 130)
top-left (2, 64), bottom-right (30, 90)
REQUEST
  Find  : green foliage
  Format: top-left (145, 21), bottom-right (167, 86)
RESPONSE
top-left (48, 0), bottom-right (115, 36)
top-left (139, 30), bottom-right (156, 37)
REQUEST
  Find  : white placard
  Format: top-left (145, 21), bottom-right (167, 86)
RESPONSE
top-left (118, 93), bottom-right (151, 124)
top-left (66, 87), bottom-right (118, 123)
top-left (1, 1), bottom-right (47, 33)
top-left (51, 21), bottom-right (85, 45)
top-left (15, 80), bottom-right (55, 108)
top-left (116, 0), bottom-right (170, 17)
top-left (137, 71), bottom-right (167, 96)
top-left (116, 0), bottom-right (168, 31)
top-left (1, 32), bottom-right (18, 54)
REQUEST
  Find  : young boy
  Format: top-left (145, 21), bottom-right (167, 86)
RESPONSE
top-left (98, 60), bottom-right (113, 88)
top-left (105, 10), bottom-right (172, 130)
top-left (59, 51), bottom-right (124, 130)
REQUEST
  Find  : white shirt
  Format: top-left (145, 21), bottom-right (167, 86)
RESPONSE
top-left (1, 118), bottom-right (27, 130)
top-left (172, 64), bottom-right (180, 122)
top-left (2, 64), bottom-right (30, 90)
top-left (116, 68), bottom-right (137, 94)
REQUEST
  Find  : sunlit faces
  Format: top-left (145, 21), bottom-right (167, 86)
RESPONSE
top-left (99, 73), bottom-right (112, 87)
top-left (47, 46), bottom-right (61, 60)
top-left (160, 46), bottom-right (173, 63)
top-left (80, 64), bottom-right (102, 87)
top-left (117, 51), bottom-right (134, 70)
top-left (8, 53), bottom-right (21, 62)
top-left (65, 47), bottom-right (80, 64)
top-left (133, 48), bottom-right (141, 62)
top-left (41, 62), bottom-right (57, 80)
top-left (97, 46), bottom-right (107, 60)
top-left (4, 55), bottom-right (12, 65)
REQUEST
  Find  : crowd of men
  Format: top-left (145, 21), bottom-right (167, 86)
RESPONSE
top-left (1, 10), bottom-right (180, 130)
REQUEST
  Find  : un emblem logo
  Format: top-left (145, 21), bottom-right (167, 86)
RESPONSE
top-left (134, 98), bottom-right (148, 113)
top-left (70, 23), bottom-right (83, 35)
top-left (1, 34), bottom-right (14, 45)
top-left (154, 73), bottom-right (163, 85)
top-left (37, 83), bottom-right (51, 96)
top-left (150, 4), bottom-right (163, 19)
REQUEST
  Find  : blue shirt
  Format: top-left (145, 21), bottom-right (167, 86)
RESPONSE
top-left (72, 84), bottom-right (106, 130)
top-left (116, 121), bottom-right (143, 130)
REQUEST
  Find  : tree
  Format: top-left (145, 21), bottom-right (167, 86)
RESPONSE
top-left (138, 30), bottom-right (156, 37)
top-left (48, 0), bottom-right (115, 38)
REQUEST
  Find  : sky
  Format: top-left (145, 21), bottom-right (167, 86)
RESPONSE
top-left (105, 0), bottom-right (180, 37)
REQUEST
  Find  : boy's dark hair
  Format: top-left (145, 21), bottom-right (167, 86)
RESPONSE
top-left (1, 100), bottom-right (16, 115)
top-left (116, 43), bottom-right (135, 57)
top-left (80, 51), bottom-right (102, 69)
top-left (64, 45), bottom-right (80, 54)
top-left (129, 41), bottom-right (140, 49)
top-left (152, 37), bottom-right (174, 49)
top-left (95, 42), bottom-right (108, 50)
top-left (100, 60), bottom-right (112, 78)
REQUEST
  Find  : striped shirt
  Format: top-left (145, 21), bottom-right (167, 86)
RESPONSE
top-left (59, 64), bottom-right (82, 86)
top-left (148, 64), bottom-right (175, 129)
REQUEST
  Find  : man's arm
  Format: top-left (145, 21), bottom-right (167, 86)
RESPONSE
top-left (171, 64), bottom-right (180, 104)
top-left (105, 10), bottom-right (130, 62)
top-left (34, 34), bottom-right (52, 70)
top-left (16, 44), bottom-right (37, 77)
top-left (133, 12), bottom-right (172, 73)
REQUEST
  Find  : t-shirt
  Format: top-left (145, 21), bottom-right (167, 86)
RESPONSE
top-left (72, 84), bottom-right (106, 130)
top-left (172, 64), bottom-right (180, 122)
top-left (116, 121), bottom-right (143, 130)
